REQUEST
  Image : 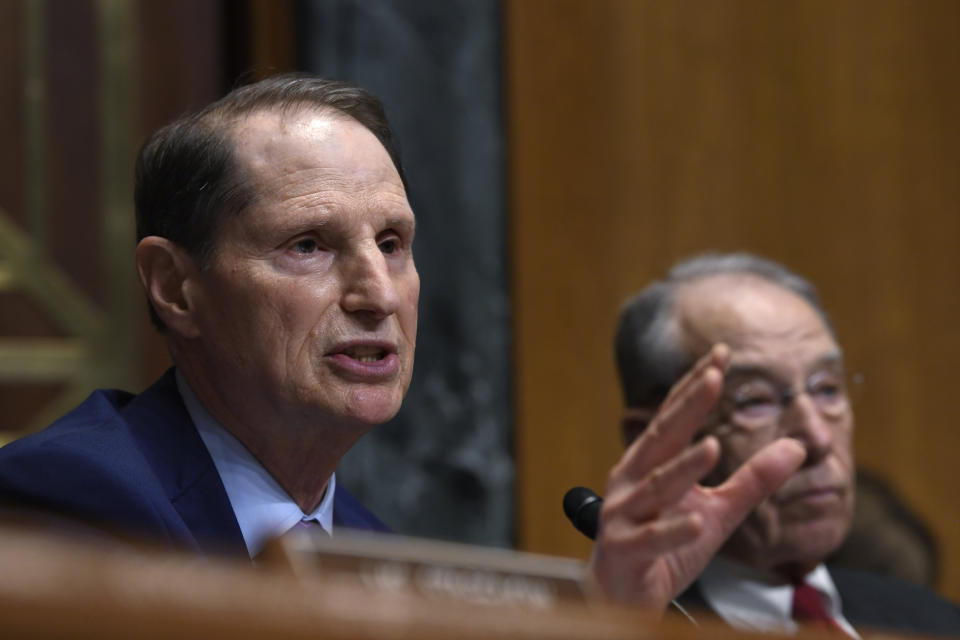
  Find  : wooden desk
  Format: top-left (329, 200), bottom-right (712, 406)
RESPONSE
top-left (0, 522), bottom-right (908, 639)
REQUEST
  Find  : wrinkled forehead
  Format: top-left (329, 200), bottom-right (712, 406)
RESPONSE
top-left (673, 274), bottom-right (840, 369)
top-left (227, 107), bottom-right (409, 214)
top-left (208, 107), bottom-right (412, 246)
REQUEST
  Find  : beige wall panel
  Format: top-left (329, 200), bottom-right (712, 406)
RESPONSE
top-left (507, 0), bottom-right (960, 599)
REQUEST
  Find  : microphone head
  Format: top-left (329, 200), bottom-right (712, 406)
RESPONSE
top-left (563, 486), bottom-right (603, 540)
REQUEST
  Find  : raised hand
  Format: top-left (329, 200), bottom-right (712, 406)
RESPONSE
top-left (588, 344), bottom-right (806, 611)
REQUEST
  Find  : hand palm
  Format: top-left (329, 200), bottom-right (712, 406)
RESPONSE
top-left (589, 346), bottom-right (805, 611)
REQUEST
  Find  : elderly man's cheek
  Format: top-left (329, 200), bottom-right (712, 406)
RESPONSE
top-left (740, 499), bottom-right (784, 550)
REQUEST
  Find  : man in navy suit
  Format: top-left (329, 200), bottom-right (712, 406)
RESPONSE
top-left (611, 252), bottom-right (960, 635)
top-left (0, 75), bottom-right (811, 616)
top-left (0, 75), bottom-right (410, 557)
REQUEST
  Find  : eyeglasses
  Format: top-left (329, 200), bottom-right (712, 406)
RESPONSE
top-left (718, 369), bottom-right (852, 429)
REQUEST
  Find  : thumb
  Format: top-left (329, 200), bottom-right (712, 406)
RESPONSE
top-left (715, 438), bottom-right (806, 525)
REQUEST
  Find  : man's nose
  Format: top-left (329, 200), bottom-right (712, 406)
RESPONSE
top-left (781, 393), bottom-right (836, 465)
top-left (340, 244), bottom-right (400, 318)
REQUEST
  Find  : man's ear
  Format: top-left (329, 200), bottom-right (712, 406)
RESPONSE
top-left (135, 236), bottom-right (203, 338)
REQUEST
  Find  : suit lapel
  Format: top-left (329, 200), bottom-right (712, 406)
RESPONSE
top-left (333, 484), bottom-right (390, 533)
top-left (122, 369), bottom-right (248, 557)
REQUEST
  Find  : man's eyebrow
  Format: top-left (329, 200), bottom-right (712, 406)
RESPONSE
top-left (264, 212), bottom-right (331, 237)
top-left (383, 214), bottom-right (416, 234)
top-left (811, 351), bottom-right (845, 370)
top-left (723, 352), bottom-right (846, 382)
top-left (723, 364), bottom-right (781, 383)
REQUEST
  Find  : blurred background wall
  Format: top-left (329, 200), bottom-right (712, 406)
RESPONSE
top-left (508, 0), bottom-right (960, 601)
top-left (0, 0), bottom-right (958, 601)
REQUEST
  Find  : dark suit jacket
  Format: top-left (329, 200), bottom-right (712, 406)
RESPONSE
top-left (677, 565), bottom-right (960, 637)
top-left (0, 369), bottom-right (388, 557)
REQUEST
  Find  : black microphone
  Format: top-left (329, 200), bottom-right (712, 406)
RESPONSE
top-left (563, 486), bottom-right (603, 540)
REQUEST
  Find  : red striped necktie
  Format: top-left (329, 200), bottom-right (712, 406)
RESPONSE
top-left (791, 581), bottom-right (853, 637)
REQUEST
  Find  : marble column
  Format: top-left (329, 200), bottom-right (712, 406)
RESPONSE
top-left (297, 0), bottom-right (512, 547)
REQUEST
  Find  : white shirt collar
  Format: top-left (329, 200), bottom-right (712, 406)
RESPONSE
top-left (176, 370), bottom-right (335, 558)
top-left (698, 555), bottom-right (860, 638)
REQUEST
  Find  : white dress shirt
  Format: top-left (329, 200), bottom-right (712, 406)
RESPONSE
top-left (698, 555), bottom-right (860, 638)
top-left (176, 370), bottom-right (335, 558)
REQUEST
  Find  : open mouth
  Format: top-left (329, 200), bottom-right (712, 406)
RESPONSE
top-left (342, 345), bottom-right (389, 362)
top-left (325, 341), bottom-right (400, 380)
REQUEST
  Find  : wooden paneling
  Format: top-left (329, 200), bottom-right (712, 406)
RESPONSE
top-left (507, 0), bottom-right (960, 600)
top-left (0, 0), bottom-right (224, 434)
top-left (136, 0), bottom-right (225, 383)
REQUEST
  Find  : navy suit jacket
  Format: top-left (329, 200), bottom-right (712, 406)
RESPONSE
top-left (0, 369), bottom-right (388, 557)
top-left (677, 566), bottom-right (960, 637)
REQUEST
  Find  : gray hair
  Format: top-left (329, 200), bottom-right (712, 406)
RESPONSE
top-left (614, 252), bottom-right (833, 408)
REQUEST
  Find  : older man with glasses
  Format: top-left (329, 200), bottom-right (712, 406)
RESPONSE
top-left (610, 252), bottom-right (960, 637)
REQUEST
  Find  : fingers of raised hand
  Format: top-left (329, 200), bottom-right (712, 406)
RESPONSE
top-left (598, 511), bottom-right (704, 561)
top-left (713, 437), bottom-right (806, 527)
top-left (606, 436), bottom-right (720, 524)
top-left (662, 343), bottom-right (730, 406)
top-left (618, 363), bottom-right (724, 480)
